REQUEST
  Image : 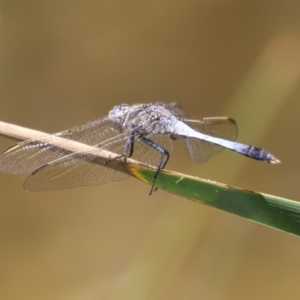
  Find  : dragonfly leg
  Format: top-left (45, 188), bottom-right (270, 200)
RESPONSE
top-left (139, 136), bottom-right (170, 195)
top-left (124, 134), bottom-right (135, 158)
top-left (105, 133), bottom-right (135, 165)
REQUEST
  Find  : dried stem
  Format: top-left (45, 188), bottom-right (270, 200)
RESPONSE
top-left (0, 120), bottom-right (141, 166)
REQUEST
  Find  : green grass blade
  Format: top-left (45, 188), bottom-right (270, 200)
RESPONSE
top-left (125, 164), bottom-right (300, 237)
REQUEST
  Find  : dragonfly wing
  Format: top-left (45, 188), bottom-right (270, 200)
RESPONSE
top-left (180, 117), bottom-right (238, 140)
top-left (24, 154), bottom-right (130, 191)
top-left (23, 131), bottom-right (174, 191)
top-left (23, 132), bottom-right (132, 191)
top-left (179, 117), bottom-right (238, 163)
top-left (184, 138), bottom-right (224, 163)
top-left (0, 116), bottom-right (117, 173)
top-left (165, 102), bottom-right (238, 140)
top-left (57, 116), bottom-right (118, 145)
top-left (165, 102), bottom-right (186, 117)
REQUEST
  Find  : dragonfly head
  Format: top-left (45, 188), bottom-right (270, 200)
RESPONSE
top-left (108, 104), bottom-right (130, 125)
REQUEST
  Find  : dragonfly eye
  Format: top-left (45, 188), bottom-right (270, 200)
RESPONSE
top-left (108, 104), bottom-right (129, 122)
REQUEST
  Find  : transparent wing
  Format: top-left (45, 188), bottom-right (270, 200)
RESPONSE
top-left (164, 102), bottom-right (238, 139)
top-left (164, 102), bottom-right (186, 117)
top-left (0, 116), bottom-right (118, 173)
top-left (180, 117), bottom-right (238, 163)
top-left (165, 103), bottom-right (238, 139)
top-left (24, 129), bottom-right (174, 191)
top-left (182, 117), bottom-right (238, 140)
top-left (23, 132), bottom-right (132, 191)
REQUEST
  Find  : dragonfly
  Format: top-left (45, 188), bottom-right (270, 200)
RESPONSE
top-left (0, 102), bottom-right (280, 194)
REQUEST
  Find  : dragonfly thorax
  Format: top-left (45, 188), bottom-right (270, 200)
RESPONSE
top-left (108, 103), bottom-right (179, 136)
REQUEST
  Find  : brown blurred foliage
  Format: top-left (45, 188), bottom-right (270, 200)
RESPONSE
top-left (0, 1), bottom-right (300, 300)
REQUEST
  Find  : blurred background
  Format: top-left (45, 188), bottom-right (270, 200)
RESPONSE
top-left (0, 1), bottom-right (300, 299)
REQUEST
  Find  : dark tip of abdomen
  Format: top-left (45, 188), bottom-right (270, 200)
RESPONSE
top-left (235, 145), bottom-right (281, 164)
